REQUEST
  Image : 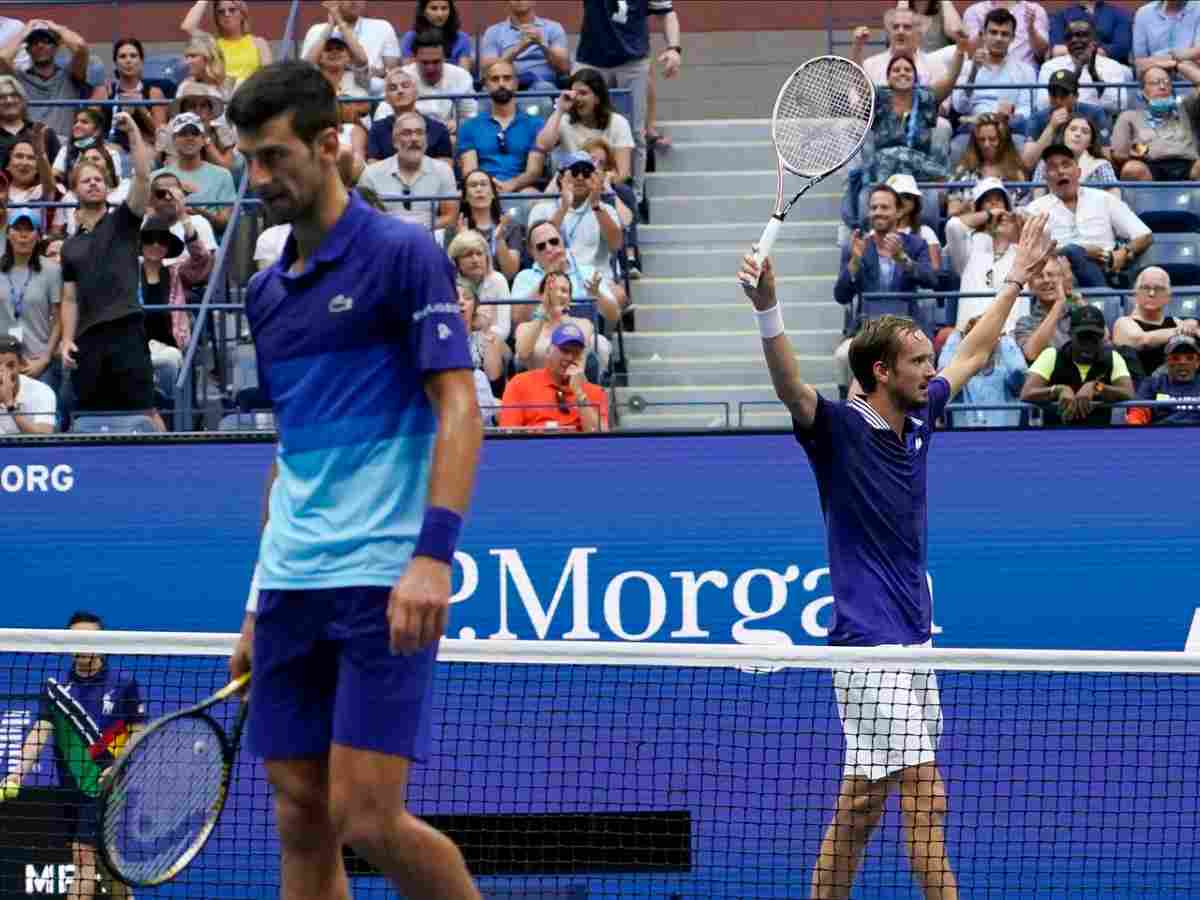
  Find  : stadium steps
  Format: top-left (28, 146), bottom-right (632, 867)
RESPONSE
top-left (620, 119), bottom-right (847, 428)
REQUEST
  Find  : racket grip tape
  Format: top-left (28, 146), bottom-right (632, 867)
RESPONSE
top-left (746, 216), bottom-right (785, 287)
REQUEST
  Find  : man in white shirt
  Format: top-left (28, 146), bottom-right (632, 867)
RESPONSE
top-left (963, 0), bottom-right (1050, 67)
top-left (1025, 143), bottom-right (1152, 287)
top-left (0, 335), bottom-right (55, 434)
top-left (952, 6), bottom-right (1037, 158)
top-left (853, 7), bottom-right (950, 87)
top-left (1036, 17), bottom-right (1130, 114)
top-left (944, 178), bottom-right (1029, 330)
top-left (528, 153), bottom-right (623, 272)
top-left (356, 111), bottom-right (458, 232)
top-left (300, 0), bottom-right (399, 96)
top-left (405, 30), bottom-right (478, 136)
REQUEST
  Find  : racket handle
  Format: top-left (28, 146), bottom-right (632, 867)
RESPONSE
top-left (750, 216), bottom-right (784, 283)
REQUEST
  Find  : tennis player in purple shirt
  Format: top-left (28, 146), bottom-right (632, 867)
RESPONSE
top-left (740, 214), bottom-right (1055, 900)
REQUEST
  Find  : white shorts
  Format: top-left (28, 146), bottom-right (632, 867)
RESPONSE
top-left (833, 643), bottom-right (943, 782)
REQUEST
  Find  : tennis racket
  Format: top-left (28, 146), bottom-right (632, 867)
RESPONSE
top-left (98, 673), bottom-right (249, 887)
top-left (743, 56), bottom-right (875, 288)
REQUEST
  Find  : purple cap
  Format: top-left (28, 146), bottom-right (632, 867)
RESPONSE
top-left (551, 322), bottom-right (587, 349)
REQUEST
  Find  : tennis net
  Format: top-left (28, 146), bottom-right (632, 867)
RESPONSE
top-left (0, 630), bottom-right (1198, 898)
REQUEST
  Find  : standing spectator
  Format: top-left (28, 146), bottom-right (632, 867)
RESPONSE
top-left (514, 268), bottom-right (598, 371)
top-left (963, 0), bottom-right (1049, 67)
top-left (885, 173), bottom-right (943, 271)
top-left (100, 39), bottom-right (170, 147)
top-left (1126, 333), bottom-right (1200, 425)
top-left (0, 208), bottom-right (61, 391)
top-left (177, 32), bottom-right (235, 101)
top-left (400, 0), bottom-right (473, 71)
top-left (180, 0), bottom-right (273, 86)
top-left (404, 30), bottom-right (478, 135)
top-left (357, 111), bottom-right (458, 231)
top-left (537, 68), bottom-right (635, 184)
top-left (1023, 69), bottom-right (1112, 171)
top-left (4, 138), bottom-right (55, 231)
top-left (152, 112), bottom-right (237, 236)
top-left (446, 169), bottom-right (524, 281)
top-left (0, 76), bottom-right (60, 173)
top-left (1049, 1), bottom-right (1133, 65)
top-left (1028, 114), bottom-right (1119, 198)
top-left (500, 321), bottom-right (608, 431)
top-left (852, 7), bottom-right (951, 86)
top-left (912, 1), bottom-right (967, 53)
top-left (138, 213), bottom-right (209, 398)
top-left (1012, 252), bottom-right (1080, 361)
top-left (1132, 0), bottom-right (1200, 78)
top-left (528, 153), bottom-right (622, 272)
top-left (951, 8), bottom-right (1037, 156)
top-left (511, 219), bottom-right (624, 325)
top-left (1111, 66), bottom-right (1200, 183)
top-left (448, 229), bottom-right (512, 343)
top-left (173, 82), bottom-right (239, 172)
top-left (574, 0), bottom-right (682, 195)
top-left (1113, 267), bottom-right (1195, 378)
top-left (481, 1), bottom-right (569, 97)
top-left (0, 20), bottom-right (91, 142)
top-left (1020, 303), bottom-right (1134, 425)
top-left (300, 1), bottom-right (400, 96)
top-left (0, 334), bottom-right (55, 433)
top-left (1024, 143), bottom-right (1152, 288)
top-left (1037, 19), bottom-right (1130, 115)
top-left (51, 108), bottom-right (125, 181)
top-left (368, 68), bottom-right (452, 162)
top-left (457, 279), bottom-right (502, 423)
top-left (58, 145), bottom-right (130, 236)
top-left (944, 180), bottom-right (1029, 328)
top-left (938, 315), bottom-right (1028, 426)
top-left (458, 60), bottom-right (546, 194)
top-left (59, 113), bottom-right (164, 432)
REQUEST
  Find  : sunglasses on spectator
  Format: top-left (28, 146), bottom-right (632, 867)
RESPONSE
top-left (1067, 26), bottom-right (1093, 37)
top-left (567, 164), bottom-right (595, 178)
top-left (534, 236), bottom-right (562, 252)
top-left (496, 130), bottom-right (508, 154)
top-left (153, 188), bottom-right (176, 201)
top-left (401, 184), bottom-right (412, 211)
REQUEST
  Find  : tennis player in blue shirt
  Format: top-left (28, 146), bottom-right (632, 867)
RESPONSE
top-left (740, 214), bottom-right (1054, 900)
top-left (226, 61), bottom-right (482, 900)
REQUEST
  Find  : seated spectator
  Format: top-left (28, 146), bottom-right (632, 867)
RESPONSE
top-left (459, 280), bottom-right (501, 424)
top-left (1132, 0), bottom-right (1200, 80)
top-left (582, 136), bottom-right (638, 277)
top-left (300, 1), bottom-right (400, 96)
top-left (0, 20), bottom-right (90, 141)
top-left (1113, 267), bottom-right (1195, 379)
top-left (951, 8), bottom-right (1037, 158)
top-left (861, 49), bottom-right (962, 185)
top-left (480, 1), bottom-right (570, 118)
top-left (1111, 66), bottom-right (1200, 183)
top-left (404, 30), bottom-right (478, 136)
top-left (1025, 144), bottom-right (1151, 288)
top-left (885, 173), bottom-right (943, 270)
top-left (0, 208), bottom-right (61, 392)
top-left (1028, 114), bottom-right (1119, 198)
top-left (536, 69), bottom-right (634, 185)
top-left (1022, 70), bottom-right (1111, 170)
top-left (946, 113), bottom-right (1027, 216)
top-left (1049, 1), bottom-right (1132, 65)
top-left (911, 1), bottom-right (966, 53)
top-left (177, 32), bottom-right (235, 101)
top-left (51, 108), bottom-right (125, 181)
top-left (356, 111), bottom-right (457, 231)
top-left (180, 1), bottom-right (273, 87)
top-left (962, 0), bottom-right (1048, 67)
top-left (511, 220), bottom-right (624, 326)
top-left (335, 87), bottom-right (370, 183)
top-left (448, 229), bottom-right (512, 343)
top-left (401, 0), bottom-right (473, 71)
top-left (444, 169), bottom-right (524, 281)
top-left (514, 269), bottom-right (598, 371)
top-left (59, 145), bottom-right (131, 235)
top-left (0, 334), bottom-right (55, 433)
top-left (0, 76), bottom-right (60, 171)
top-left (1020, 303), bottom-right (1134, 424)
top-left (529, 153), bottom-right (622, 273)
top-left (944, 179), bottom-right (1030, 328)
top-left (305, 29), bottom-right (368, 97)
top-left (1012, 252), bottom-right (1080, 361)
top-left (99, 39), bottom-right (169, 148)
top-left (4, 138), bottom-right (54, 231)
top-left (1038, 19), bottom-right (1129, 116)
top-left (1126, 333), bottom-right (1200, 425)
top-left (852, 6), bottom-right (952, 86)
top-left (171, 82), bottom-right (239, 172)
top-left (152, 113), bottom-right (237, 236)
top-left (939, 314), bottom-right (1028, 426)
top-left (499, 321), bottom-right (608, 432)
top-left (138, 214), bottom-right (209, 398)
top-left (146, 174), bottom-right (216, 267)
top-left (458, 60), bottom-right (546, 194)
top-left (368, 69), bottom-right (452, 162)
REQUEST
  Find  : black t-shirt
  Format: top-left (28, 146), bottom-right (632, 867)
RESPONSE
top-left (140, 270), bottom-right (173, 346)
top-left (1133, 316), bottom-right (1177, 377)
top-left (62, 203), bottom-right (144, 338)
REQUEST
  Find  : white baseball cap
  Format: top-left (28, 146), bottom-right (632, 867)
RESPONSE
top-left (971, 177), bottom-right (1011, 210)
top-left (885, 173), bottom-right (921, 198)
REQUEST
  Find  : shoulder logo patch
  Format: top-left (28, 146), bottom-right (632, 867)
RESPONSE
top-left (437, 323), bottom-right (453, 341)
top-left (329, 294), bottom-right (354, 314)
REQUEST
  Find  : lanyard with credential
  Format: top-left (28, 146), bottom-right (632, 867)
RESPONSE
top-left (4, 269), bottom-right (33, 321)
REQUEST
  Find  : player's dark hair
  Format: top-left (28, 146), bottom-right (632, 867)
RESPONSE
top-left (849, 314), bottom-right (924, 393)
top-left (568, 68), bottom-right (613, 131)
top-left (983, 7), bottom-right (1017, 33)
top-left (227, 60), bottom-right (338, 146)
top-left (68, 610), bottom-right (103, 628)
top-left (412, 28), bottom-right (447, 55)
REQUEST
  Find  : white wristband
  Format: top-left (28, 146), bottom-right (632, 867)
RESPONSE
top-left (755, 304), bottom-right (785, 340)
top-left (246, 562), bottom-right (262, 613)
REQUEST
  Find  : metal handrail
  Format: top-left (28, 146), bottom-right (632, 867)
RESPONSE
top-left (862, 287), bottom-right (1200, 300)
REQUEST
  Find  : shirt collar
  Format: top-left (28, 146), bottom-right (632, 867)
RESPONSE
top-left (850, 395), bottom-right (924, 434)
top-left (278, 192), bottom-right (371, 276)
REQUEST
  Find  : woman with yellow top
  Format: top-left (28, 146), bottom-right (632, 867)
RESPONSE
top-left (180, 0), bottom-right (272, 85)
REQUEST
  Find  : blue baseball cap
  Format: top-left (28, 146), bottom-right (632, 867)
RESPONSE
top-left (6, 207), bottom-right (40, 229)
top-left (551, 322), bottom-right (587, 349)
top-left (562, 151), bottom-right (596, 172)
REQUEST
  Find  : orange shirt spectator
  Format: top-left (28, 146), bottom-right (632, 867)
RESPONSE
top-left (500, 322), bottom-right (609, 432)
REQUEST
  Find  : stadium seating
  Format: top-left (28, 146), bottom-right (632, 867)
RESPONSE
top-left (1137, 234), bottom-right (1200, 287)
top-left (1127, 185), bottom-right (1200, 234)
top-left (71, 415), bottom-right (160, 435)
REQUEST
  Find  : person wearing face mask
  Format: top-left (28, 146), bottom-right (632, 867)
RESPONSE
top-left (458, 60), bottom-right (546, 196)
top-left (1111, 65), bottom-right (1200, 183)
top-left (1020, 302), bottom-right (1134, 425)
top-left (368, 68), bottom-right (451, 162)
top-left (50, 108), bottom-right (125, 182)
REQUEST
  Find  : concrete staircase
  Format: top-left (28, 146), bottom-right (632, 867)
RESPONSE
top-left (615, 120), bottom-right (845, 431)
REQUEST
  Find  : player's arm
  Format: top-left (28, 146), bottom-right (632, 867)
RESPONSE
top-left (738, 253), bottom-right (819, 428)
top-left (1, 720), bottom-right (53, 798)
top-left (940, 213), bottom-right (1055, 396)
top-left (231, 460), bottom-right (276, 682)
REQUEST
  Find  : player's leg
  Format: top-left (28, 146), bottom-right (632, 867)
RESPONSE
top-left (264, 757), bottom-right (350, 900)
top-left (809, 773), bottom-right (893, 900)
top-left (898, 762), bottom-right (957, 900)
top-left (68, 840), bottom-right (99, 899)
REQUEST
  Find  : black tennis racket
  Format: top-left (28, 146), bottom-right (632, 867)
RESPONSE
top-left (98, 673), bottom-right (249, 887)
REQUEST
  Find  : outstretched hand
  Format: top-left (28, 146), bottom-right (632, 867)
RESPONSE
top-left (1009, 213), bottom-right (1056, 285)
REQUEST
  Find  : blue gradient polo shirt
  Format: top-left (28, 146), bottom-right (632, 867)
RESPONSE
top-left (794, 378), bottom-right (952, 647)
top-left (246, 193), bottom-right (472, 590)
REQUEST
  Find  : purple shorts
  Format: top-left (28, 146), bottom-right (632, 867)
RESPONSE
top-left (249, 586), bottom-right (438, 763)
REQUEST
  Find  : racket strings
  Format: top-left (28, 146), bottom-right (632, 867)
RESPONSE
top-left (774, 58), bottom-right (873, 177)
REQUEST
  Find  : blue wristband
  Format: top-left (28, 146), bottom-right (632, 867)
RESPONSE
top-left (414, 506), bottom-right (463, 565)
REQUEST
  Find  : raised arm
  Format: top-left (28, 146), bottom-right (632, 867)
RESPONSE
top-left (738, 253), bottom-right (820, 428)
top-left (119, 112), bottom-right (152, 217)
top-left (180, 1), bottom-right (210, 36)
top-left (930, 37), bottom-right (969, 104)
top-left (51, 22), bottom-right (91, 85)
